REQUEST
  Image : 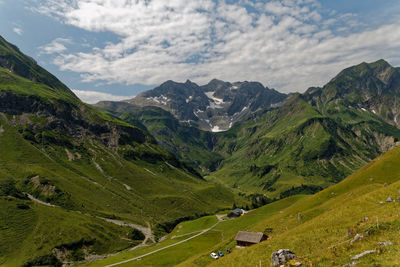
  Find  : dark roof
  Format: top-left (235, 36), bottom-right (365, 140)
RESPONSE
top-left (234, 231), bottom-right (265, 243)
top-left (232, 208), bottom-right (243, 214)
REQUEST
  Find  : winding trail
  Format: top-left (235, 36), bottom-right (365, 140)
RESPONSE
top-left (26, 193), bottom-right (226, 266)
top-left (105, 215), bottom-right (223, 267)
top-left (26, 192), bottom-right (154, 244)
top-left (100, 218), bottom-right (155, 243)
top-left (27, 194), bottom-right (57, 207)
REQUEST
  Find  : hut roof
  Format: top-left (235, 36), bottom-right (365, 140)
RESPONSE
top-left (234, 231), bottom-right (265, 243)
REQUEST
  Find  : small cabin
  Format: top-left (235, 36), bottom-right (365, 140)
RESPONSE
top-left (234, 231), bottom-right (268, 247)
top-left (228, 208), bottom-right (244, 218)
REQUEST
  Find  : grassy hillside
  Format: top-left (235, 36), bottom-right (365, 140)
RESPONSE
top-left (0, 197), bottom-right (133, 267)
top-left (83, 145), bottom-right (400, 267)
top-left (208, 93), bottom-right (400, 197)
top-left (95, 102), bottom-right (224, 174)
top-left (0, 38), bottom-right (245, 265)
top-left (80, 195), bottom-right (304, 266)
top-left (203, 145), bottom-right (400, 266)
top-left (97, 61), bottom-right (400, 200)
top-left (0, 35), bottom-right (73, 93)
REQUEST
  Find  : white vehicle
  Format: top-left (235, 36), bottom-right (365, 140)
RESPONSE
top-left (210, 252), bottom-right (219, 259)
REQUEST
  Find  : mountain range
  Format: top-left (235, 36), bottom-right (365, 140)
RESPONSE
top-left (0, 36), bottom-right (244, 266)
top-left (1, 34), bottom-right (400, 266)
top-left (97, 58), bottom-right (400, 199)
top-left (127, 79), bottom-right (286, 132)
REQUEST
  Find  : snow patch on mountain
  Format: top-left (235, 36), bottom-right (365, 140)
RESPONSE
top-left (186, 95), bottom-right (193, 103)
top-left (147, 95), bottom-right (169, 105)
top-left (205, 92), bottom-right (224, 104)
top-left (211, 125), bottom-right (224, 132)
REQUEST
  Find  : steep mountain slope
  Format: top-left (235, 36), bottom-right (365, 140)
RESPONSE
top-left (202, 60), bottom-right (399, 197)
top-left (98, 60), bottom-right (400, 198)
top-left (84, 145), bottom-right (400, 267)
top-left (305, 59), bottom-right (400, 127)
top-left (209, 91), bottom-right (400, 196)
top-left (127, 79), bottom-right (286, 132)
top-left (95, 102), bottom-right (223, 174)
top-left (205, 145), bottom-right (400, 267)
top-left (0, 36), bottom-right (242, 266)
top-left (0, 35), bottom-right (72, 93)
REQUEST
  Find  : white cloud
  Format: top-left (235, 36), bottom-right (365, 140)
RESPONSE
top-left (39, 38), bottom-right (72, 55)
top-left (13, 27), bottom-right (23, 35)
top-left (72, 89), bottom-right (135, 104)
top-left (33, 0), bottom-right (400, 93)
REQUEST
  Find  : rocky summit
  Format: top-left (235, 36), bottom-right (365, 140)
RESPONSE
top-left (127, 79), bottom-right (287, 132)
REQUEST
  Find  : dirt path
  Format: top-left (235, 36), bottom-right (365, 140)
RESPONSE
top-left (99, 218), bottom-right (155, 243)
top-left (27, 194), bottom-right (223, 266)
top-left (26, 192), bottom-right (154, 244)
top-left (26, 194), bottom-right (57, 207)
top-left (105, 216), bottom-right (221, 267)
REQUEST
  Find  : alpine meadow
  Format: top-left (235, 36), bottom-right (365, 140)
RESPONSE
top-left (1, 1), bottom-right (400, 266)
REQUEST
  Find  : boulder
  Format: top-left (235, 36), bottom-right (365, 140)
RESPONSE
top-left (386, 196), bottom-right (393, 202)
top-left (271, 249), bottom-right (296, 266)
top-left (378, 241), bottom-right (393, 247)
top-left (350, 233), bottom-right (363, 244)
top-left (351, 250), bottom-right (376, 260)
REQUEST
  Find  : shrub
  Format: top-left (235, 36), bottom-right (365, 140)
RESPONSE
top-left (22, 254), bottom-right (62, 267)
top-left (129, 229), bottom-right (145, 241)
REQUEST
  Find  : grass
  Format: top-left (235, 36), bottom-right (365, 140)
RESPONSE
top-left (0, 196), bottom-right (134, 267)
top-left (207, 92), bottom-right (400, 198)
top-left (0, 38), bottom-right (246, 264)
top-left (95, 60), bottom-right (400, 202)
top-left (0, 35), bottom-right (72, 93)
top-left (81, 145), bottom-right (400, 267)
top-left (0, 67), bottom-right (77, 104)
top-left (169, 215), bottom-right (218, 237)
top-left (82, 195), bottom-right (303, 266)
top-left (0, 100), bottom-right (243, 264)
top-left (204, 145), bottom-right (400, 266)
top-left (95, 104), bottom-right (225, 175)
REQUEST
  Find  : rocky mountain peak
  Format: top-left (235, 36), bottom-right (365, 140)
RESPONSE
top-left (127, 79), bottom-right (287, 132)
top-left (306, 60), bottom-right (400, 127)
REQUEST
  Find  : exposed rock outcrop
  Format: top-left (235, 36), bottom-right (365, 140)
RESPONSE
top-left (271, 249), bottom-right (297, 266)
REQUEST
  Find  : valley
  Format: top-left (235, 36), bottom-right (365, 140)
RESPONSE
top-left (0, 33), bottom-right (400, 267)
top-left (82, 144), bottom-right (400, 267)
top-left (98, 59), bottom-right (400, 199)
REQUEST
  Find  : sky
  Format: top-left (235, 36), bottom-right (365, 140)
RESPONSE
top-left (1, 0), bottom-right (400, 104)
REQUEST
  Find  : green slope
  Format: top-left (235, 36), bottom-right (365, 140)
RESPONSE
top-left (205, 145), bottom-right (400, 267)
top-left (209, 92), bottom-right (400, 197)
top-left (0, 37), bottom-right (244, 265)
top-left (98, 60), bottom-right (400, 200)
top-left (86, 145), bottom-right (400, 267)
top-left (94, 102), bottom-right (224, 174)
top-left (0, 35), bottom-right (73, 94)
top-left (0, 197), bottom-right (133, 267)
top-left (81, 196), bottom-right (304, 267)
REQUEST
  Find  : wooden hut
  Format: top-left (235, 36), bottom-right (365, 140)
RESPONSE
top-left (234, 231), bottom-right (268, 247)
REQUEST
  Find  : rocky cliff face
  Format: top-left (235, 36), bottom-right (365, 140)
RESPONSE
top-left (0, 91), bottom-right (149, 148)
top-left (127, 79), bottom-right (287, 132)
